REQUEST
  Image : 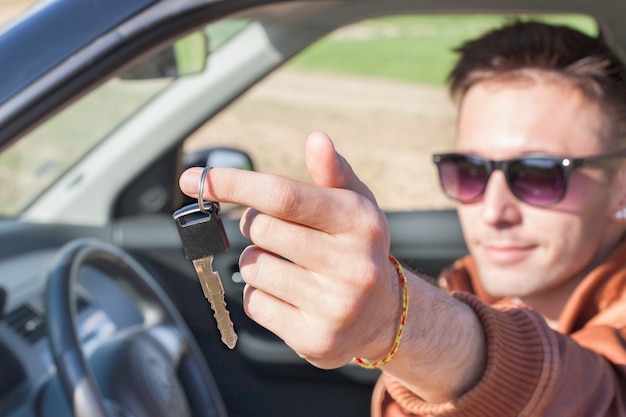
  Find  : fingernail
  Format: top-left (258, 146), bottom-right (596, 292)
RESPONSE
top-left (180, 170), bottom-right (201, 194)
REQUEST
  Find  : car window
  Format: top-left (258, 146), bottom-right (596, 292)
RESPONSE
top-left (0, 77), bottom-right (174, 217)
top-left (183, 13), bottom-right (597, 212)
top-left (0, 0), bottom-right (39, 26)
top-left (0, 19), bottom-right (249, 218)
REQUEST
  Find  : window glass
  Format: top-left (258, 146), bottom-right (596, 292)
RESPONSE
top-left (206, 19), bottom-right (249, 51)
top-left (0, 77), bottom-right (173, 216)
top-left (0, 17), bottom-right (251, 217)
top-left (185, 13), bottom-right (597, 211)
top-left (0, 0), bottom-right (39, 26)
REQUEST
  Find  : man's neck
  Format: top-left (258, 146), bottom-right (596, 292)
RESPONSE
top-left (516, 273), bottom-right (586, 328)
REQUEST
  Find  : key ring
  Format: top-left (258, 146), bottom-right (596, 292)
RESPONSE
top-left (198, 166), bottom-right (219, 214)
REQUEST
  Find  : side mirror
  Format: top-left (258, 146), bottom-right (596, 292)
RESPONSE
top-left (179, 147), bottom-right (255, 211)
top-left (120, 31), bottom-right (208, 80)
top-left (183, 147), bottom-right (254, 171)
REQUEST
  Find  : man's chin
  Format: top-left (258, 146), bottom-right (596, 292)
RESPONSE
top-left (475, 263), bottom-right (544, 299)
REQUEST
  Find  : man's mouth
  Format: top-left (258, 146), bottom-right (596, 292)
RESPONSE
top-left (480, 244), bottom-right (536, 264)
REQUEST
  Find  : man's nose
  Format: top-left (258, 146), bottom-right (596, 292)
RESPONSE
top-left (480, 170), bottom-right (522, 226)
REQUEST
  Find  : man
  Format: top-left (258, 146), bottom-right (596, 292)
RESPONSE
top-left (180, 21), bottom-right (626, 416)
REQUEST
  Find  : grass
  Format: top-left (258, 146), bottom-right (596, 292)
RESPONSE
top-left (289, 14), bottom-right (598, 86)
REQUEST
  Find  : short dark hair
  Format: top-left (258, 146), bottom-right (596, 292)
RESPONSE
top-left (448, 20), bottom-right (626, 145)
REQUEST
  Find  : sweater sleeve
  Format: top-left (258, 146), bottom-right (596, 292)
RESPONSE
top-left (374, 292), bottom-right (626, 417)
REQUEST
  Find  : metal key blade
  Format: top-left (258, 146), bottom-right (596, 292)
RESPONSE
top-left (192, 255), bottom-right (238, 349)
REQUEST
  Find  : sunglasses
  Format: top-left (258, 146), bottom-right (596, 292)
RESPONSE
top-left (432, 151), bottom-right (626, 206)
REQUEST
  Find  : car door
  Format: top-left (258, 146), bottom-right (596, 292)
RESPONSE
top-left (0, 1), bottom-right (467, 415)
top-left (0, 1), bottom-right (605, 416)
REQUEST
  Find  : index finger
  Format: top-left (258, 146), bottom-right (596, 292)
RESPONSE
top-left (179, 167), bottom-right (378, 234)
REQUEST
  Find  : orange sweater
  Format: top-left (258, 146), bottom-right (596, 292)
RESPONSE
top-left (372, 241), bottom-right (626, 416)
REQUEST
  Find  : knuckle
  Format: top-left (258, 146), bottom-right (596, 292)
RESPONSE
top-left (269, 180), bottom-right (302, 217)
top-left (347, 257), bottom-right (381, 292)
top-left (363, 211), bottom-right (388, 240)
top-left (303, 330), bottom-right (344, 360)
top-left (348, 195), bottom-right (388, 240)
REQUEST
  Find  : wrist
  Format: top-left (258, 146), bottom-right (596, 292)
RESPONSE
top-left (354, 255), bottom-right (408, 369)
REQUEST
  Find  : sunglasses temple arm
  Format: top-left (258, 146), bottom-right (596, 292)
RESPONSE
top-left (576, 149), bottom-right (626, 168)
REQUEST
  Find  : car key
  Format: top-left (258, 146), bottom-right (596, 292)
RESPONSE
top-left (173, 199), bottom-right (238, 349)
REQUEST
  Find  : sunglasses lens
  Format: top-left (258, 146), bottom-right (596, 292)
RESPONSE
top-left (508, 158), bottom-right (566, 205)
top-left (436, 155), bottom-right (488, 202)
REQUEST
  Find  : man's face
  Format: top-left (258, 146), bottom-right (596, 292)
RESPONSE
top-left (456, 78), bottom-right (625, 305)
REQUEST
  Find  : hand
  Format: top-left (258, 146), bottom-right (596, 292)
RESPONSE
top-left (180, 132), bottom-right (488, 402)
top-left (179, 132), bottom-right (402, 369)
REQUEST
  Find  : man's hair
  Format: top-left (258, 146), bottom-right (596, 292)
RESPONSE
top-left (448, 20), bottom-right (626, 145)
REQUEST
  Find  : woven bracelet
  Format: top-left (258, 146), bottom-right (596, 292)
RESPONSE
top-left (354, 255), bottom-right (409, 369)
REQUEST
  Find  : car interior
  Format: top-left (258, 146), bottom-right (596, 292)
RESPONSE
top-left (0, 1), bottom-right (620, 416)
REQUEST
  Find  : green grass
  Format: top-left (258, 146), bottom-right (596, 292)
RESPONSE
top-left (288, 14), bottom-right (598, 86)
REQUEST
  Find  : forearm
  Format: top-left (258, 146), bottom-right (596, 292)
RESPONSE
top-left (375, 290), bottom-right (547, 416)
top-left (376, 292), bottom-right (626, 417)
top-left (373, 270), bottom-right (488, 403)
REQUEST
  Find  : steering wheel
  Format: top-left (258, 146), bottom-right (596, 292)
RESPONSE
top-left (45, 238), bottom-right (228, 417)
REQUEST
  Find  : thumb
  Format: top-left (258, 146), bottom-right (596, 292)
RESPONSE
top-left (305, 131), bottom-right (377, 203)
